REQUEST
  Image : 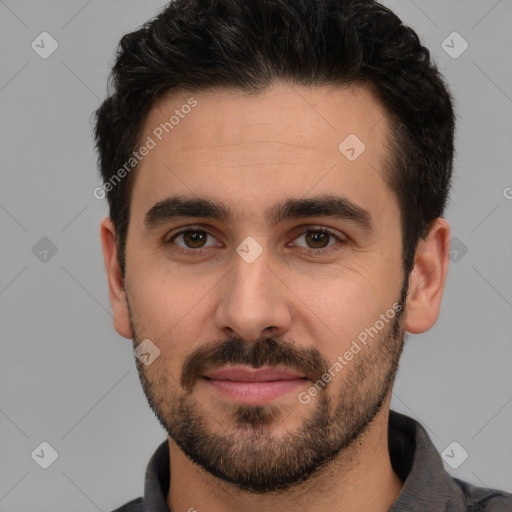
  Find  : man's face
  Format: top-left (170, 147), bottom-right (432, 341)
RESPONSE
top-left (122, 82), bottom-right (408, 492)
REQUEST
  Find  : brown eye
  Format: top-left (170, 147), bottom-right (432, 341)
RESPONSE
top-left (293, 228), bottom-right (341, 251)
top-left (181, 230), bottom-right (208, 248)
top-left (169, 229), bottom-right (218, 251)
top-left (304, 230), bottom-right (331, 249)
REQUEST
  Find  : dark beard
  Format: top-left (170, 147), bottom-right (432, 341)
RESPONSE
top-left (129, 280), bottom-right (407, 493)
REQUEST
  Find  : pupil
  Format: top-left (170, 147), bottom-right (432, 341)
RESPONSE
top-left (185, 231), bottom-right (206, 248)
top-left (306, 231), bottom-right (329, 248)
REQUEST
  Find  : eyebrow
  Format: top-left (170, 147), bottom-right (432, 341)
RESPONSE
top-left (144, 194), bottom-right (374, 233)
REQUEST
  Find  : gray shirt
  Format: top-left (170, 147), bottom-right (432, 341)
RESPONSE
top-left (112, 410), bottom-right (512, 511)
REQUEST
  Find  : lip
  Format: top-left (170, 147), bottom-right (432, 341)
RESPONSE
top-left (203, 378), bottom-right (306, 405)
top-left (203, 365), bottom-right (305, 381)
top-left (202, 365), bottom-right (307, 405)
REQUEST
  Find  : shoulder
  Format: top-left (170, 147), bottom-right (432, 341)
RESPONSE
top-left (110, 497), bottom-right (144, 512)
top-left (454, 477), bottom-right (512, 511)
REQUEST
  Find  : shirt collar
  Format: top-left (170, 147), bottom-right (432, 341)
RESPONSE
top-left (143, 439), bottom-right (170, 512)
top-left (387, 411), bottom-right (464, 511)
top-left (143, 410), bottom-right (463, 511)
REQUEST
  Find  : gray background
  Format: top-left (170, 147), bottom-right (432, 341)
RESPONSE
top-left (1, 0), bottom-right (511, 510)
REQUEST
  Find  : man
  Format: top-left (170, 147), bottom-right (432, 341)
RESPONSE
top-left (94, 0), bottom-right (512, 510)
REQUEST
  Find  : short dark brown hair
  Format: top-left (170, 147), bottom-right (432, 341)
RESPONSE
top-left (94, 0), bottom-right (455, 280)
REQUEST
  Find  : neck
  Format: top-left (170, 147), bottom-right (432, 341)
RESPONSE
top-left (167, 398), bottom-right (402, 512)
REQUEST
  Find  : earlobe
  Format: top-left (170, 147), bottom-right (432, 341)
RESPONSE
top-left (404, 218), bottom-right (451, 334)
top-left (99, 217), bottom-right (133, 339)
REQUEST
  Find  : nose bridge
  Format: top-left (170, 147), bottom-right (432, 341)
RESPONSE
top-left (214, 241), bottom-right (291, 340)
top-left (231, 246), bottom-right (271, 303)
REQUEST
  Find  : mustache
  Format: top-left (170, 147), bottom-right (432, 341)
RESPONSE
top-left (181, 336), bottom-right (330, 392)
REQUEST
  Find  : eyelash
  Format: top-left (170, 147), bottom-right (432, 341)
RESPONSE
top-left (166, 225), bottom-right (347, 257)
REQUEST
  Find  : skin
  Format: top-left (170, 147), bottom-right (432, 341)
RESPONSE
top-left (100, 81), bottom-right (450, 512)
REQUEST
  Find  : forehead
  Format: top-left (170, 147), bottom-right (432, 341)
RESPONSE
top-left (129, 81), bottom-right (396, 226)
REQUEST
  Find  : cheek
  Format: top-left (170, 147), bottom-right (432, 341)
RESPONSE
top-left (130, 263), bottom-right (209, 324)
top-left (309, 281), bottom-right (375, 341)
top-left (299, 263), bottom-right (401, 353)
top-left (129, 273), bottom-right (216, 364)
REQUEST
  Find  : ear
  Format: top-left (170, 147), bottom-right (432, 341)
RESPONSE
top-left (404, 218), bottom-right (450, 334)
top-left (99, 217), bottom-right (133, 339)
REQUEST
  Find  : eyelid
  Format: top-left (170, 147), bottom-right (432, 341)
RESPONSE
top-left (166, 224), bottom-right (221, 247)
top-left (166, 223), bottom-right (216, 237)
top-left (288, 225), bottom-right (347, 250)
top-left (291, 224), bottom-right (346, 240)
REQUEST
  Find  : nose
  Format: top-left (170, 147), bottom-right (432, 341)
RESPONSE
top-left (214, 247), bottom-right (293, 342)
